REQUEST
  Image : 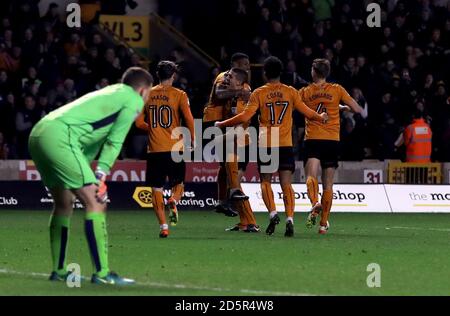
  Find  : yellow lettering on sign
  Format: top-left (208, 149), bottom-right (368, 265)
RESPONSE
top-left (99, 15), bottom-right (149, 48)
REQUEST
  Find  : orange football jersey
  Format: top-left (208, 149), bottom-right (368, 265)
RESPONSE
top-left (299, 82), bottom-right (353, 141)
top-left (136, 84), bottom-right (194, 153)
top-left (203, 72), bottom-right (227, 122)
top-left (203, 71), bottom-right (251, 122)
top-left (224, 82), bottom-right (321, 147)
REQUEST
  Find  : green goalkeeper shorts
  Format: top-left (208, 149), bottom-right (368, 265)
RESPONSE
top-left (28, 120), bottom-right (97, 189)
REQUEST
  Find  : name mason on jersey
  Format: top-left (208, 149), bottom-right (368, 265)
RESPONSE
top-left (150, 95), bottom-right (170, 102)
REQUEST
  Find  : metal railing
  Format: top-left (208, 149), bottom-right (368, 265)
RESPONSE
top-left (388, 162), bottom-right (442, 184)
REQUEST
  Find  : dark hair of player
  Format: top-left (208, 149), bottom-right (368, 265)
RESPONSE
top-left (263, 56), bottom-right (283, 80)
top-left (157, 60), bottom-right (178, 81)
top-left (312, 58), bottom-right (331, 79)
top-left (230, 67), bottom-right (248, 85)
top-left (121, 67), bottom-right (153, 88)
top-left (231, 52), bottom-right (249, 64)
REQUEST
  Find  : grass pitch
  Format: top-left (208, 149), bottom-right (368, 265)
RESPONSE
top-left (0, 210), bottom-right (449, 296)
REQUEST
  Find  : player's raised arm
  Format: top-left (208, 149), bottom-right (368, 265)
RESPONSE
top-left (294, 89), bottom-right (328, 123)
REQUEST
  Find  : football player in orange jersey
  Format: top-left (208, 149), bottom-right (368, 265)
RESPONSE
top-left (203, 53), bottom-right (251, 217)
top-left (299, 59), bottom-right (363, 234)
top-left (135, 61), bottom-right (195, 238)
top-left (220, 68), bottom-right (259, 232)
top-left (216, 57), bottom-right (328, 237)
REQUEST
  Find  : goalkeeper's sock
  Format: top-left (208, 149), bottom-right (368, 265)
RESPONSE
top-left (84, 212), bottom-right (109, 278)
top-left (171, 183), bottom-right (184, 202)
top-left (306, 176), bottom-right (319, 206)
top-left (281, 184), bottom-right (295, 219)
top-left (225, 160), bottom-right (240, 191)
top-left (320, 189), bottom-right (333, 226)
top-left (152, 189), bottom-right (166, 225)
top-left (261, 181), bottom-right (276, 213)
top-left (49, 215), bottom-right (70, 276)
top-left (217, 165), bottom-right (227, 201)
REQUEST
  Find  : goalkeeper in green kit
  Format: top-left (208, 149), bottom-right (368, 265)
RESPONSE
top-left (29, 67), bottom-right (153, 285)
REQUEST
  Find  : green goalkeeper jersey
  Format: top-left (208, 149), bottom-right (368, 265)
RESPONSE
top-left (32, 83), bottom-right (144, 173)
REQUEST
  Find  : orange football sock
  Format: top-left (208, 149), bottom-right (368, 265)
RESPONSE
top-left (306, 176), bottom-right (319, 206)
top-left (217, 165), bottom-right (227, 202)
top-left (261, 181), bottom-right (276, 212)
top-left (241, 199), bottom-right (256, 225)
top-left (152, 189), bottom-right (166, 226)
top-left (281, 184), bottom-right (295, 219)
top-left (242, 200), bottom-right (256, 225)
top-left (320, 189), bottom-right (333, 226)
top-left (234, 201), bottom-right (249, 227)
top-left (225, 160), bottom-right (240, 191)
top-left (171, 183), bottom-right (184, 202)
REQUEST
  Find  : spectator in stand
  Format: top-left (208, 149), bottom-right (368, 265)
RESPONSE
top-left (21, 66), bottom-right (42, 93)
top-left (0, 131), bottom-right (9, 159)
top-left (254, 38), bottom-right (271, 63)
top-left (0, 93), bottom-right (16, 143)
top-left (95, 78), bottom-right (109, 90)
top-left (41, 2), bottom-right (63, 32)
top-left (0, 44), bottom-right (20, 73)
top-left (64, 32), bottom-right (86, 57)
top-left (101, 48), bottom-right (122, 83)
top-left (21, 28), bottom-right (40, 68)
top-left (281, 59), bottom-right (308, 89)
top-left (0, 70), bottom-right (12, 97)
top-left (15, 95), bottom-right (44, 158)
top-left (311, 0), bottom-right (335, 22)
top-left (2, 29), bottom-right (14, 50)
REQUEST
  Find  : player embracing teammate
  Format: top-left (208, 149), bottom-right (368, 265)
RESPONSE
top-left (203, 53), bottom-right (259, 232)
top-left (300, 59), bottom-right (363, 234)
top-left (216, 57), bottom-right (328, 237)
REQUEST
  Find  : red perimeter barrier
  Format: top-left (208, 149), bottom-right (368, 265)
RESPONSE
top-left (18, 160), bottom-right (261, 183)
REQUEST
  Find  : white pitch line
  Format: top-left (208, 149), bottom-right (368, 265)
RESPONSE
top-left (0, 268), bottom-right (314, 296)
top-left (385, 226), bottom-right (450, 232)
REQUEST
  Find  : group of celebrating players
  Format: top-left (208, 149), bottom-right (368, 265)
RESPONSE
top-left (28, 53), bottom-right (363, 285)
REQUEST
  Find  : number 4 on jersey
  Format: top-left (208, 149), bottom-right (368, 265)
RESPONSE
top-left (316, 102), bottom-right (327, 114)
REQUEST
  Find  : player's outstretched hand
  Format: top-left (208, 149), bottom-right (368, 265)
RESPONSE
top-left (95, 169), bottom-right (108, 204)
top-left (214, 121), bottom-right (223, 128)
top-left (320, 112), bottom-right (329, 123)
top-left (339, 104), bottom-right (351, 112)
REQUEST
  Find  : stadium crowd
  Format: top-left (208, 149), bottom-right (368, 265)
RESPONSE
top-left (0, 0), bottom-right (449, 163)
top-left (0, 1), bottom-right (147, 159)
top-left (163, 0), bottom-right (450, 162)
